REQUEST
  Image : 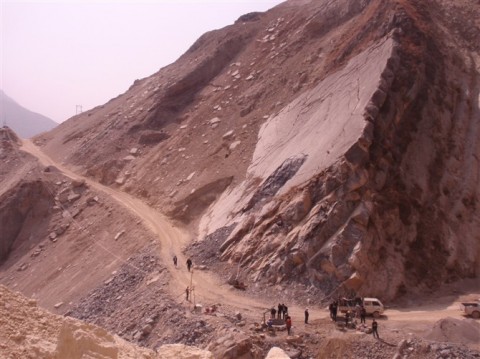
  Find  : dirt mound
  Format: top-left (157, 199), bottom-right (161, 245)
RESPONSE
top-left (425, 317), bottom-right (480, 345)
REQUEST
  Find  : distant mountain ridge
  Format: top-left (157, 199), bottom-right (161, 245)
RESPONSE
top-left (0, 90), bottom-right (57, 138)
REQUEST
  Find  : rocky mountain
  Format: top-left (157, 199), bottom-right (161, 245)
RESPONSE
top-left (0, 90), bottom-right (58, 138)
top-left (33, 0), bottom-right (480, 301)
top-left (1, 0), bottom-right (480, 357)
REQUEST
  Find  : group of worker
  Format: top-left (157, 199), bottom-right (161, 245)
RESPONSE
top-left (173, 256), bottom-right (381, 339)
top-left (329, 300), bottom-right (380, 338)
top-left (270, 303), bottom-right (289, 320)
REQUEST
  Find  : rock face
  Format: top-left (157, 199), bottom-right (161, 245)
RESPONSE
top-left (33, 0), bottom-right (480, 301)
top-left (0, 180), bottom-right (53, 263)
top-left (265, 347), bottom-right (291, 359)
top-left (198, 0), bottom-right (480, 300)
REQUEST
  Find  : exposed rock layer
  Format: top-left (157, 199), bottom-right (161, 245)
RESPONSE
top-left (32, 0), bottom-right (480, 301)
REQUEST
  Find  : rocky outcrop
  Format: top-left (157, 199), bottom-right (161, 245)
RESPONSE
top-left (156, 344), bottom-right (213, 359)
top-left (265, 347), bottom-right (291, 359)
top-left (31, 0), bottom-right (480, 302)
top-left (0, 180), bottom-right (53, 263)
top-left (200, 0), bottom-right (480, 300)
top-left (168, 177), bottom-right (233, 223)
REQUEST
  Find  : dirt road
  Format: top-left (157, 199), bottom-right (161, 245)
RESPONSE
top-left (20, 140), bottom-right (479, 334)
top-left (20, 140), bottom-right (274, 317)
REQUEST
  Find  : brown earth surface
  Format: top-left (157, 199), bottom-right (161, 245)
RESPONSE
top-left (1, 135), bottom-right (477, 359)
top-left (1, 0), bottom-right (480, 358)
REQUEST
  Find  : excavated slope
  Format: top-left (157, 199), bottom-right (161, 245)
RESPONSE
top-left (33, 0), bottom-right (480, 301)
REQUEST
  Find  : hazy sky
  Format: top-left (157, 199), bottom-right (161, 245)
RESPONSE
top-left (1, 0), bottom-right (283, 123)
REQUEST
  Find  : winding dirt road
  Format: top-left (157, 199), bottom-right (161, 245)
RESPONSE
top-left (20, 140), bottom-right (479, 336)
top-left (21, 139), bottom-right (274, 318)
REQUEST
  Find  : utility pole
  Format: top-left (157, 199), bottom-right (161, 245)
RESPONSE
top-left (190, 269), bottom-right (195, 307)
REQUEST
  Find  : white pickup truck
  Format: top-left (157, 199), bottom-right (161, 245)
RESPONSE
top-left (461, 301), bottom-right (480, 319)
top-left (338, 297), bottom-right (385, 318)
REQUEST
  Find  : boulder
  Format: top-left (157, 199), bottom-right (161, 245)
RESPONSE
top-left (156, 344), bottom-right (214, 359)
top-left (265, 347), bottom-right (291, 359)
top-left (71, 179), bottom-right (86, 188)
top-left (55, 321), bottom-right (119, 359)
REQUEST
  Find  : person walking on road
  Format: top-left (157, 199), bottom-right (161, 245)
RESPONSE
top-left (186, 258), bottom-right (193, 272)
top-left (186, 286), bottom-right (190, 301)
top-left (283, 304), bottom-right (288, 320)
top-left (304, 308), bottom-right (309, 324)
top-left (360, 306), bottom-right (366, 324)
top-left (173, 255), bottom-right (177, 267)
top-left (372, 319), bottom-right (379, 339)
top-left (270, 307), bottom-right (277, 319)
top-left (286, 316), bottom-right (292, 335)
top-left (345, 311), bottom-right (350, 326)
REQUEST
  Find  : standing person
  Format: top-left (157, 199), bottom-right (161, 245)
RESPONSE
top-left (283, 304), bottom-right (288, 320)
top-left (329, 302), bottom-right (334, 320)
top-left (355, 303), bottom-right (362, 319)
top-left (277, 303), bottom-right (283, 319)
top-left (360, 306), bottom-right (366, 324)
top-left (173, 255), bottom-right (177, 267)
top-left (286, 316), bottom-right (292, 335)
top-left (186, 258), bottom-right (193, 272)
top-left (304, 308), bottom-right (309, 324)
top-left (345, 311), bottom-right (350, 326)
top-left (332, 301), bottom-right (338, 322)
top-left (270, 307), bottom-right (277, 319)
top-left (372, 319), bottom-right (379, 339)
top-left (185, 286), bottom-right (189, 301)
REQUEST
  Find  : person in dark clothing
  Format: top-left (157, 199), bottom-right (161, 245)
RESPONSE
top-left (277, 303), bottom-right (283, 319)
top-left (345, 311), bottom-right (350, 326)
top-left (372, 319), bottom-right (379, 338)
top-left (286, 316), bottom-right (292, 335)
top-left (173, 255), bottom-right (177, 267)
top-left (360, 306), bottom-right (366, 324)
top-left (329, 303), bottom-right (334, 320)
top-left (270, 307), bottom-right (277, 319)
top-left (304, 308), bottom-right (309, 324)
top-left (186, 258), bottom-right (193, 272)
top-left (283, 304), bottom-right (288, 320)
top-left (332, 301), bottom-right (338, 322)
top-left (185, 286), bottom-right (189, 301)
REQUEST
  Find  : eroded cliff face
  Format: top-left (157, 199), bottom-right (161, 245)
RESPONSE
top-left (0, 180), bottom-right (53, 263)
top-left (198, 0), bottom-right (480, 300)
top-left (33, 0), bottom-right (480, 301)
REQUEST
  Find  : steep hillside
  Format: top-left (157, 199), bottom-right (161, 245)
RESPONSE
top-left (0, 91), bottom-right (57, 138)
top-left (33, 0), bottom-right (480, 302)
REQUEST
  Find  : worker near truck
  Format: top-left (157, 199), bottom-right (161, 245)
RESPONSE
top-left (360, 306), bottom-right (366, 324)
top-left (372, 319), bottom-right (379, 339)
